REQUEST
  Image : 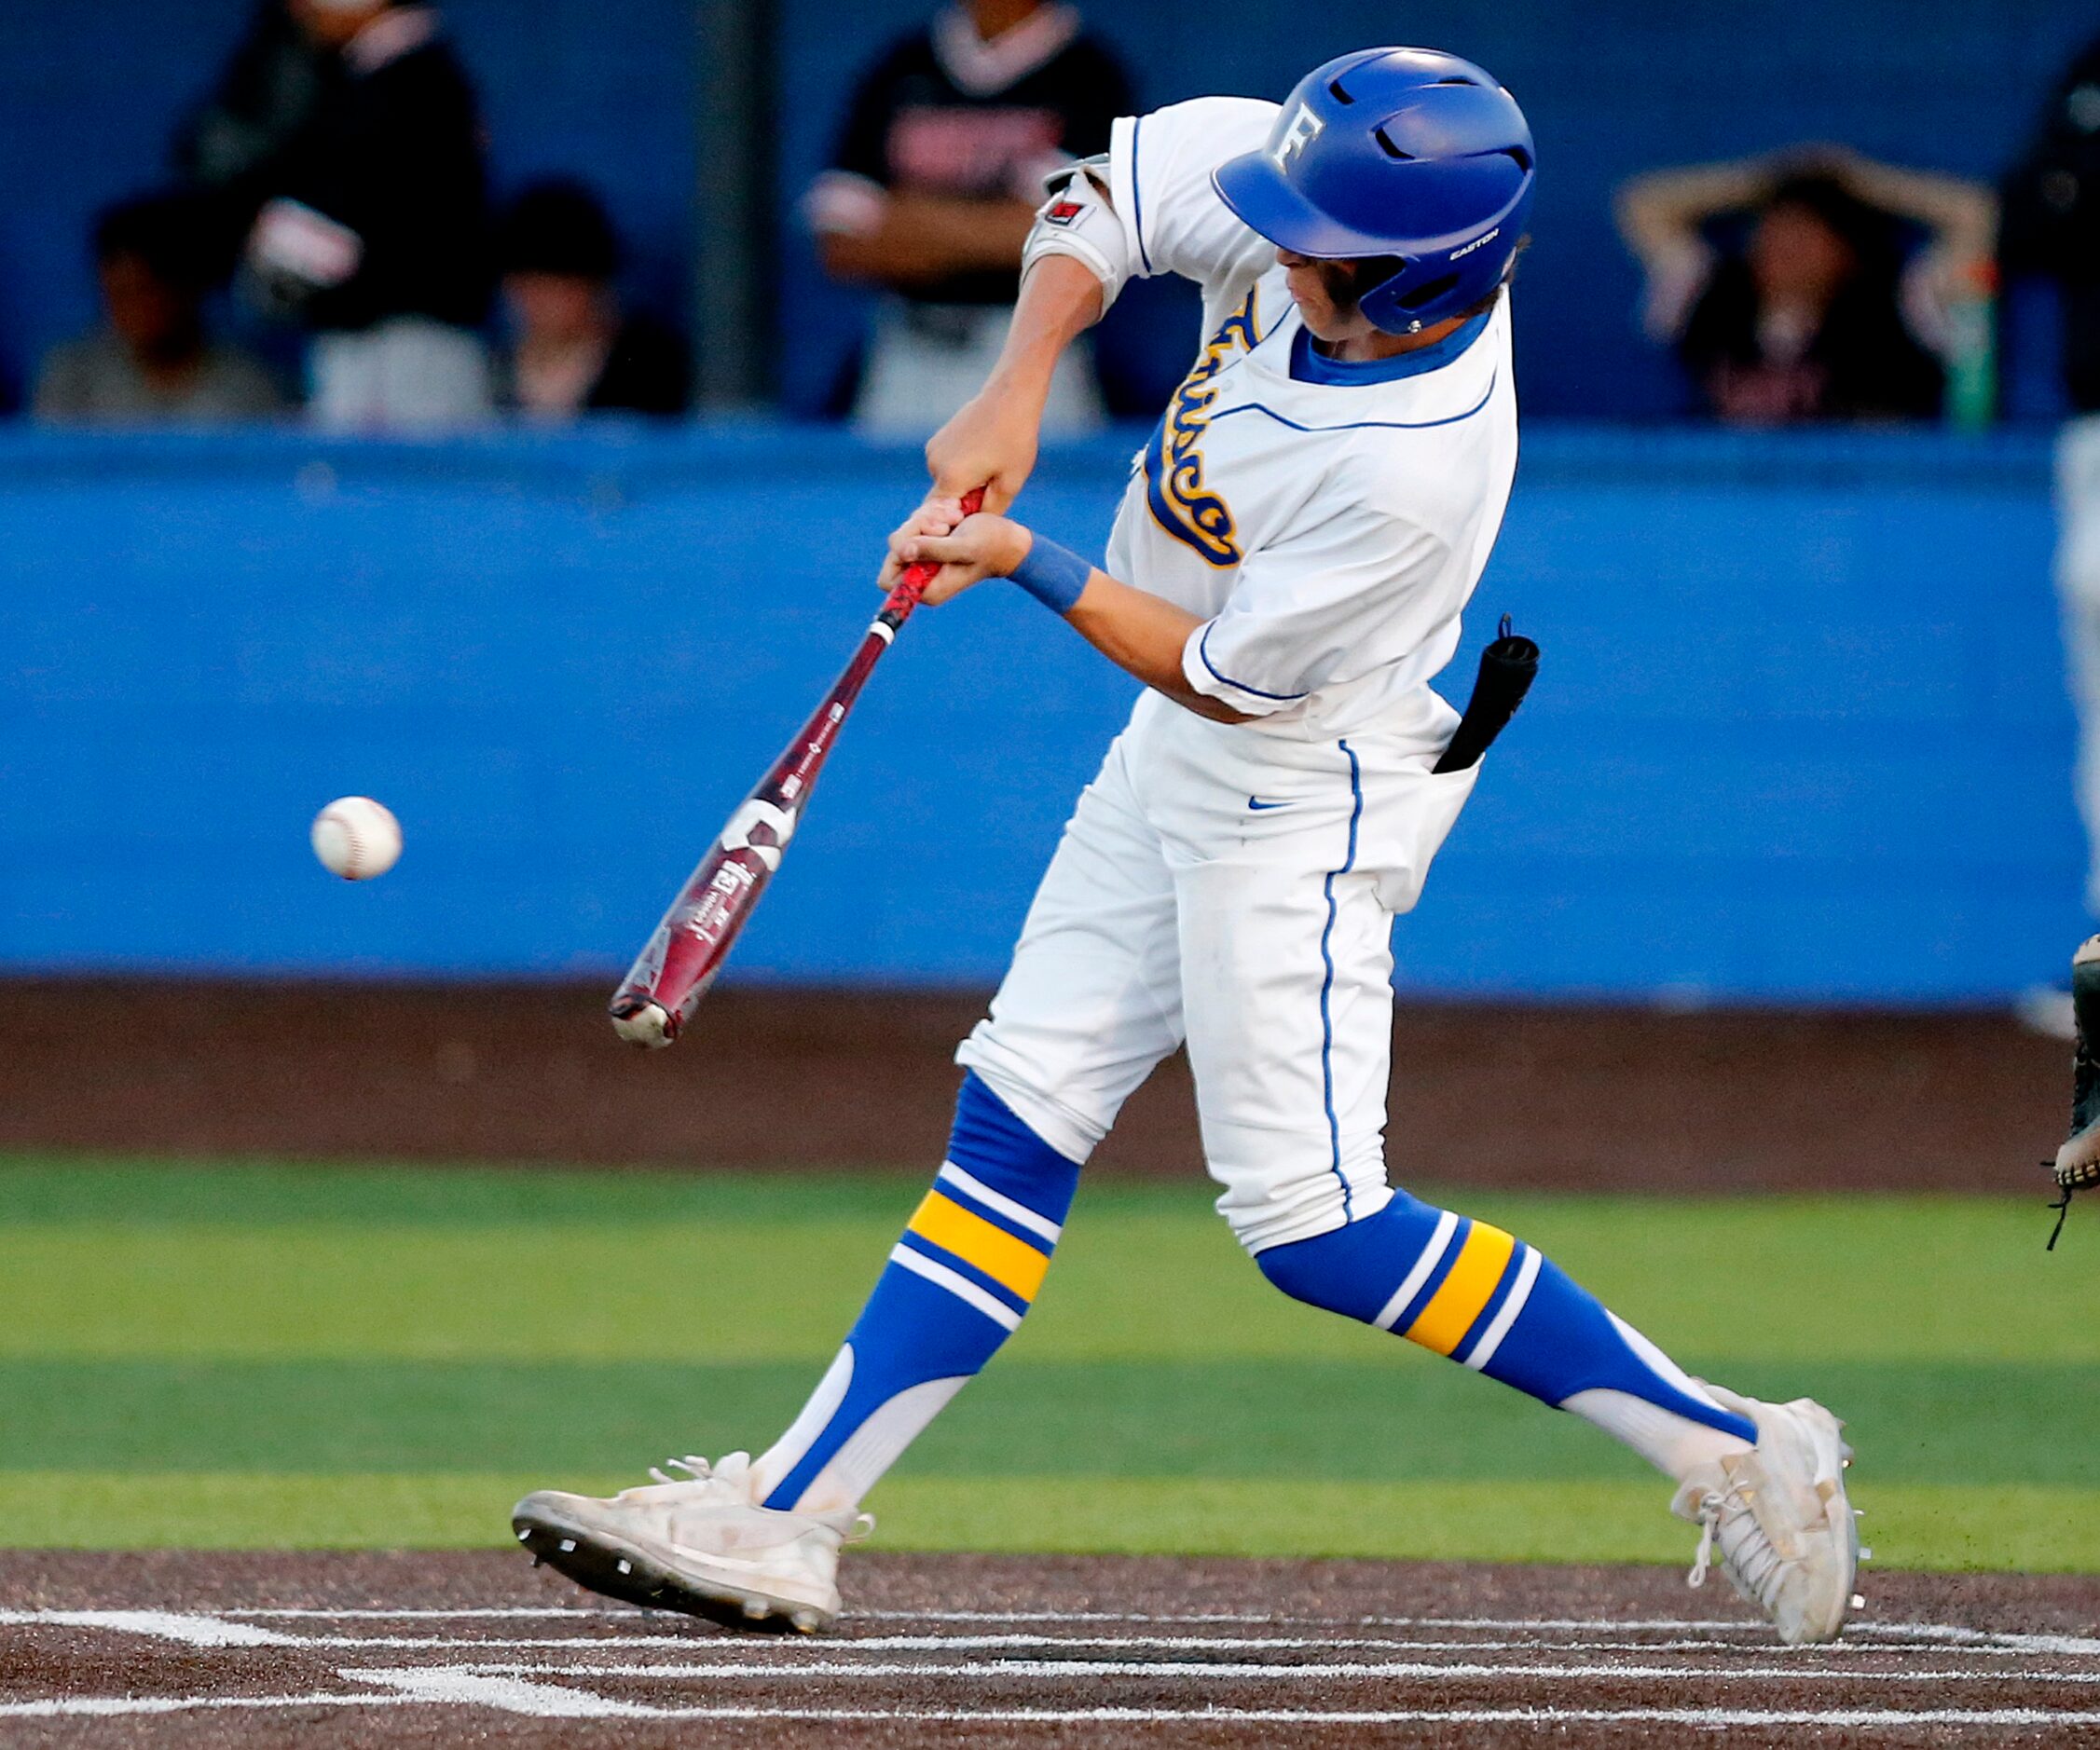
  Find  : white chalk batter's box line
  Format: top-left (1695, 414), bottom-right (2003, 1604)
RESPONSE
top-left (8, 1606), bottom-right (2095, 1659)
top-left (200, 1603), bottom-right (2100, 1655)
top-left (6, 1688), bottom-right (2100, 1730)
top-left (6, 1609), bottom-right (2100, 1730)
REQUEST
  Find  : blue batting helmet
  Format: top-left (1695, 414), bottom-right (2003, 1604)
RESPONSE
top-left (1213, 48), bottom-right (1534, 335)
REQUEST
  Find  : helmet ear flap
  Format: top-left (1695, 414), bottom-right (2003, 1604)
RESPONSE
top-left (1394, 272), bottom-right (1460, 312)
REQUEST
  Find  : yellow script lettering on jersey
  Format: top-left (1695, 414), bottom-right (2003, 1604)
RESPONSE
top-left (1144, 289), bottom-right (1259, 567)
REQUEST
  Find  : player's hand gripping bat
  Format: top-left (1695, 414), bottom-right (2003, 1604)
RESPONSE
top-left (609, 488), bottom-right (984, 1047)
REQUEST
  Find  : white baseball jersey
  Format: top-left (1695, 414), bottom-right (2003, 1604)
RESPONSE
top-left (959, 96), bottom-right (1522, 1254)
top-left (1101, 96), bottom-right (1518, 751)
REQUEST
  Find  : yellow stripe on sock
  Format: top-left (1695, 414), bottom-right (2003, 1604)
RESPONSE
top-left (907, 1190), bottom-right (1050, 1303)
top-left (1404, 1221), bottom-right (1517, 1357)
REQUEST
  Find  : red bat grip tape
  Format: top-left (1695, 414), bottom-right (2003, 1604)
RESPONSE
top-left (609, 487), bottom-right (985, 1046)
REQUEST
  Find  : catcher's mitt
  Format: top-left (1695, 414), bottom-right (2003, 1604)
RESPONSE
top-left (2049, 935), bottom-right (2100, 1249)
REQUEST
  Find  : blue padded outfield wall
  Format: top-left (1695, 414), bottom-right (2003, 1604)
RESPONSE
top-left (0, 425), bottom-right (2083, 1002)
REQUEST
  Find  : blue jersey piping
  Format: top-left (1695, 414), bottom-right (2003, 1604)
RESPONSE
top-left (1209, 374), bottom-right (1496, 434)
top-left (1319, 739), bottom-right (1366, 1220)
top-left (1197, 622), bottom-right (1310, 703)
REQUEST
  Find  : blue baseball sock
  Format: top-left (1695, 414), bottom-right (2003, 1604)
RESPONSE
top-left (752, 1073), bottom-right (1080, 1514)
top-left (1256, 1190), bottom-right (1757, 1479)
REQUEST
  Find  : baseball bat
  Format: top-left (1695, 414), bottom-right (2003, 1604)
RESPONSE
top-left (608, 487), bottom-right (984, 1048)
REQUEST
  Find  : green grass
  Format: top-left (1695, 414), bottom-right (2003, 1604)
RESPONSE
top-left (7, 1474), bottom-right (2085, 1570)
top-left (2, 1155), bottom-right (2093, 1568)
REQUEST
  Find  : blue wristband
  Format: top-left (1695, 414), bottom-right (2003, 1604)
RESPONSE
top-left (1008, 534), bottom-right (1093, 616)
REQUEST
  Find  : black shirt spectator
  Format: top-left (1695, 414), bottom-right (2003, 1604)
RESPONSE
top-left (173, 0), bottom-right (330, 274)
top-left (495, 180), bottom-right (691, 419)
top-left (248, 1), bottom-right (491, 335)
top-left (806, 2), bottom-right (1132, 433)
top-left (199, 1), bottom-right (494, 427)
top-left (809, 2), bottom-right (1130, 307)
top-left (2004, 32), bottom-right (2100, 411)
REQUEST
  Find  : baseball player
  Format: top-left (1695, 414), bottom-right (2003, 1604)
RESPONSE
top-left (516, 48), bottom-right (1860, 1645)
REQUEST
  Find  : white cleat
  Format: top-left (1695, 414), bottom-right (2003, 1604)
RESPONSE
top-left (512, 1452), bottom-right (869, 1634)
top-left (1672, 1384), bottom-right (1860, 1646)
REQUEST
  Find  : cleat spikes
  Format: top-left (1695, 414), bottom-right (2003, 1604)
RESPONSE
top-left (790, 1608), bottom-right (821, 1633)
top-left (515, 1528), bottom-right (530, 1543)
top-left (616, 1559), bottom-right (632, 1576)
top-left (741, 1596), bottom-right (769, 1620)
top-left (1852, 1593), bottom-right (1867, 1609)
top-left (559, 1538), bottom-right (577, 1553)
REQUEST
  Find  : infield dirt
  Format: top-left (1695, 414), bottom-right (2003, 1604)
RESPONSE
top-left (6, 1550), bottom-right (2100, 1747)
top-left (0, 979), bottom-right (2061, 1193)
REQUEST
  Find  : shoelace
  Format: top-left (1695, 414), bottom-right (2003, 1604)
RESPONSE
top-left (647, 1456), bottom-right (716, 1486)
top-left (1686, 1485), bottom-right (1783, 1606)
top-left (1687, 1497), bottom-right (1719, 1589)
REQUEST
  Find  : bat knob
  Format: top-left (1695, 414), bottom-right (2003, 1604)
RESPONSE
top-left (610, 999), bottom-right (676, 1049)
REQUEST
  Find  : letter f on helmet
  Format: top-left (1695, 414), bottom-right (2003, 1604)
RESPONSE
top-left (1270, 102), bottom-right (1325, 171)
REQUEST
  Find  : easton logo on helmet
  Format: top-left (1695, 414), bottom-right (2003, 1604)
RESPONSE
top-left (1270, 103), bottom-right (1325, 171)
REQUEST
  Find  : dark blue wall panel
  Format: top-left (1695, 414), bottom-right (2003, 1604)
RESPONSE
top-left (0, 424), bottom-right (2081, 999)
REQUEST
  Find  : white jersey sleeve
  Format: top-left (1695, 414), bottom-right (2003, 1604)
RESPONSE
top-left (1107, 97), bottom-right (1279, 296)
top-left (1179, 503), bottom-right (1455, 718)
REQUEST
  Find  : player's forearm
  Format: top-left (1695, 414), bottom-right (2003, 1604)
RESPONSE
top-left (893, 517), bottom-right (1248, 722)
top-left (1065, 571), bottom-right (1253, 724)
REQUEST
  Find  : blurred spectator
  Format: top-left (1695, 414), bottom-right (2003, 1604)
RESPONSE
top-left (495, 181), bottom-right (691, 420)
top-left (187, 0), bottom-right (494, 430)
top-left (805, 0), bottom-right (1132, 436)
top-left (1617, 147), bottom-right (1993, 425)
top-left (2006, 34), bottom-right (2100, 940)
top-left (2003, 37), bottom-right (2100, 415)
top-left (34, 193), bottom-right (285, 425)
top-left (174, 0), bottom-right (330, 270)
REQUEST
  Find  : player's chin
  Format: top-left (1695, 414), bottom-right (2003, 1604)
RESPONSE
top-left (1294, 304), bottom-right (1352, 345)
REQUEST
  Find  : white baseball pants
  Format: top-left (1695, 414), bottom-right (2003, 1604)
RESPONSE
top-left (2059, 414), bottom-right (2100, 915)
top-left (957, 690), bottom-right (1479, 1254)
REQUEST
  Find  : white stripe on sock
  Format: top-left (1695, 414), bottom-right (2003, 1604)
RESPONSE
top-left (936, 1163), bottom-right (1062, 1244)
top-left (1460, 1245), bottom-right (1540, 1371)
top-left (797, 1376), bottom-right (968, 1515)
top-left (750, 1346), bottom-right (854, 1503)
top-left (888, 1244), bottom-right (1023, 1332)
top-left (1607, 1311), bottom-right (1732, 1416)
top-left (1373, 1210), bottom-right (1459, 1332)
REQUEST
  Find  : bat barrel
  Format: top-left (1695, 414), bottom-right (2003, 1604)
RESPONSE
top-left (609, 487), bottom-right (983, 1048)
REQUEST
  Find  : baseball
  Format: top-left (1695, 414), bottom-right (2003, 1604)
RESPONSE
top-left (311, 796), bottom-right (403, 881)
